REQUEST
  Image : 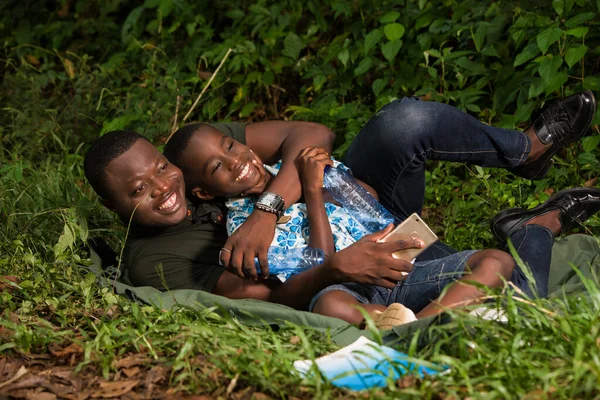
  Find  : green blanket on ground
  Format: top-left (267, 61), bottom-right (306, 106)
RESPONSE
top-left (91, 234), bottom-right (600, 346)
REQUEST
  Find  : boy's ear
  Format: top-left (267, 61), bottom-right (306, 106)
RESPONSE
top-left (191, 186), bottom-right (215, 200)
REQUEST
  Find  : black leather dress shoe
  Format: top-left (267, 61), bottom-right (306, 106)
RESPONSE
top-left (510, 90), bottom-right (596, 180)
top-left (490, 187), bottom-right (600, 243)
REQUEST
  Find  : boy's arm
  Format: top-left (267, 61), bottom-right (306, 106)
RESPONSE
top-left (297, 147), bottom-right (335, 257)
top-left (213, 225), bottom-right (423, 310)
top-left (223, 121), bottom-right (335, 280)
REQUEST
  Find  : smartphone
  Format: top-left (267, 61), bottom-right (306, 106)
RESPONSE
top-left (379, 213), bottom-right (438, 262)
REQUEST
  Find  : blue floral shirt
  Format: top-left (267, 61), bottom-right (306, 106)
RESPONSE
top-left (225, 159), bottom-right (371, 253)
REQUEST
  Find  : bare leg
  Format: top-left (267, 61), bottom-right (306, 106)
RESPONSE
top-left (312, 290), bottom-right (386, 326)
top-left (416, 249), bottom-right (515, 318)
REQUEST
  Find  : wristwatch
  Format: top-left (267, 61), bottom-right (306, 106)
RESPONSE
top-left (255, 192), bottom-right (285, 219)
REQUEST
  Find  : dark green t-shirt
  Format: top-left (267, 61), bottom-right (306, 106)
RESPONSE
top-left (123, 122), bottom-right (246, 292)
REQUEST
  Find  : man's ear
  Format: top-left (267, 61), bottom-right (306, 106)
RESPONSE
top-left (191, 186), bottom-right (215, 200)
top-left (100, 197), bottom-right (117, 212)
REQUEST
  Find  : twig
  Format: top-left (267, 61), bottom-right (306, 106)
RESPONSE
top-left (181, 47), bottom-right (233, 123)
top-left (170, 94), bottom-right (181, 137)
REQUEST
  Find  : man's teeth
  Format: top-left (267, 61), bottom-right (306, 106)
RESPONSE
top-left (235, 163), bottom-right (250, 181)
top-left (158, 192), bottom-right (177, 210)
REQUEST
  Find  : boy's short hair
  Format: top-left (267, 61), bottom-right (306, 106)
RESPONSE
top-left (163, 123), bottom-right (210, 169)
top-left (84, 130), bottom-right (144, 199)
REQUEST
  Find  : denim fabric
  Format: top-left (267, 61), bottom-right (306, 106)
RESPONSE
top-left (309, 250), bottom-right (477, 313)
top-left (506, 224), bottom-right (554, 298)
top-left (345, 97), bottom-right (531, 221)
top-left (340, 97), bottom-right (554, 299)
top-left (309, 225), bottom-right (553, 313)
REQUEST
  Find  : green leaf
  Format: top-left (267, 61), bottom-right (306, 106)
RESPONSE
top-left (372, 79), bottom-right (386, 97)
top-left (472, 23), bottom-right (488, 52)
top-left (465, 103), bottom-right (481, 113)
top-left (159, 0), bottom-right (173, 17)
top-left (538, 56), bottom-right (562, 83)
top-left (565, 45), bottom-right (588, 68)
top-left (566, 27), bottom-right (589, 38)
top-left (353, 57), bottom-right (373, 76)
top-left (565, 12), bottom-right (595, 29)
top-left (364, 30), bottom-right (383, 55)
top-left (283, 33), bottom-right (302, 60)
top-left (582, 136), bottom-right (600, 153)
top-left (54, 224), bottom-right (75, 257)
top-left (337, 48), bottom-right (349, 67)
top-left (381, 39), bottom-right (402, 62)
top-left (536, 27), bottom-right (563, 54)
top-left (100, 115), bottom-right (141, 136)
top-left (481, 45), bottom-right (499, 57)
top-left (552, 0), bottom-right (564, 15)
top-left (121, 6), bottom-right (144, 44)
top-left (239, 102), bottom-right (257, 118)
top-left (583, 76), bottom-right (600, 91)
top-left (545, 71), bottom-right (569, 94)
top-left (379, 11), bottom-right (400, 23)
top-left (383, 23), bottom-right (405, 41)
top-left (528, 78), bottom-right (545, 99)
top-left (262, 71), bottom-right (274, 86)
top-left (514, 43), bottom-right (540, 67)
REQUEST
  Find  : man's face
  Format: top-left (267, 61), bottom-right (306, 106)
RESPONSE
top-left (181, 127), bottom-right (269, 198)
top-left (102, 139), bottom-right (188, 228)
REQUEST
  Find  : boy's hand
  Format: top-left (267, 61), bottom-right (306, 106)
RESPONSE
top-left (328, 224), bottom-right (423, 288)
top-left (296, 147), bottom-right (333, 194)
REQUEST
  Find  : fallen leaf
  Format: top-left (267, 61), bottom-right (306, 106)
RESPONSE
top-left (115, 354), bottom-right (149, 369)
top-left (0, 365), bottom-right (28, 390)
top-left (122, 366), bottom-right (140, 378)
top-left (92, 380), bottom-right (139, 398)
top-left (25, 390), bottom-right (57, 400)
top-left (584, 177), bottom-right (598, 187)
top-left (0, 275), bottom-right (19, 292)
top-left (397, 375), bottom-right (419, 389)
top-left (252, 393), bottom-right (273, 400)
top-left (49, 342), bottom-right (83, 358)
top-left (289, 336), bottom-right (301, 345)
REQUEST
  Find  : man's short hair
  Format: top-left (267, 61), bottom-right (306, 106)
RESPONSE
top-left (84, 130), bottom-right (144, 199)
top-left (163, 123), bottom-right (209, 169)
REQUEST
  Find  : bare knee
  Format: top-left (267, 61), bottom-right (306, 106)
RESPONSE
top-left (312, 291), bottom-right (365, 325)
top-left (466, 249), bottom-right (515, 288)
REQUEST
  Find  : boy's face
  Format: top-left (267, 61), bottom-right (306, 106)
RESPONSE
top-left (182, 127), bottom-right (270, 198)
top-left (102, 139), bottom-right (188, 228)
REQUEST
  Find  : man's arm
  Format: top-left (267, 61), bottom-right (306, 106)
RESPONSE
top-left (223, 121), bottom-right (336, 279)
top-left (213, 225), bottom-right (424, 310)
top-left (245, 121), bottom-right (336, 207)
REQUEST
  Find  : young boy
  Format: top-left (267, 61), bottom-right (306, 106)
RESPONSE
top-left (164, 123), bottom-right (515, 328)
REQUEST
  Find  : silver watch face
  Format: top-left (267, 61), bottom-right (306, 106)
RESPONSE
top-left (262, 192), bottom-right (277, 203)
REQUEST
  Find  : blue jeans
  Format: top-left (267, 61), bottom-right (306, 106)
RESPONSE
top-left (341, 97), bottom-right (552, 300)
top-left (309, 225), bottom-right (553, 313)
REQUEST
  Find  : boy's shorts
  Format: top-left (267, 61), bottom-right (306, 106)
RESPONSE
top-left (308, 250), bottom-right (477, 313)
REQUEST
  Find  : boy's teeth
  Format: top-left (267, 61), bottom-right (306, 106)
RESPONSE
top-left (235, 163), bottom-right (250, 181)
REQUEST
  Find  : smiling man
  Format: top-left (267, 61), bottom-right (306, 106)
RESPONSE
top-left (84, 124), bottom-right (423, 310)
top-left (85, 91), bottom-right (598, 312)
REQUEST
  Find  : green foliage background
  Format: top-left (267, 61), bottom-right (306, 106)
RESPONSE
top-left (1, 0), bottom-right (600, 397)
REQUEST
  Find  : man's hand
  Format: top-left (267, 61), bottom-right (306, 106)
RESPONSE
top-left (328, 224), bottom-right (423, 288)
top-left (220, 210), bottom-right (277, 280)
top-left (296, 147), bottom-right (333, 194)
